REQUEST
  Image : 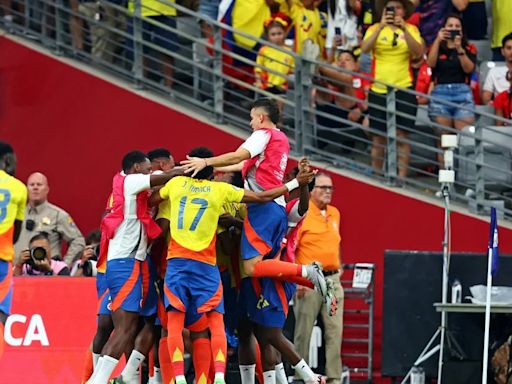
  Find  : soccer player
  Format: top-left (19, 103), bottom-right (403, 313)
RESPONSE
top-left (88, 151), bottom-right (183, 384)
top-left (0, 142), bottom-right (27, 361)
top-left (151, 147), bottom-right (315, 384)
top-left (181, 99), bottom-right (327, 291)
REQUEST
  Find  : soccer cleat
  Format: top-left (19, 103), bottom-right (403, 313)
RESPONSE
top-left (109, 377), bottom-right (127, 384)
top-left (305, 262), bottom-right (327, 298)
top-left (325, 279), bottom-right (338, 317)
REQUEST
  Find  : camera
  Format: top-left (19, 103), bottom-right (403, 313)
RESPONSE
top-left (386, 5), bottom-right (395, 12)
top-left (385, 5), bottom-right (395, 24)
top-left (82, 244), bottom-right (100, 277)
top-left (449, 30), bottom-right (460, 39)
top-left (25, 246), bottom-right (47, 268)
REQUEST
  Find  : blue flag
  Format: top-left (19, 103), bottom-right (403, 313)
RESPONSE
top-left (489, 207), bottom-right (499, 277)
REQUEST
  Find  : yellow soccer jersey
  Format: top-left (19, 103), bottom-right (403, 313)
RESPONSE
top-left (159, 176), bottom-right (244, 265)
top-left (0, 170), bottom-right (27, 262)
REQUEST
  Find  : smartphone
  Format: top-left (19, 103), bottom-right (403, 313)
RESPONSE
top-left (385, 5), bottom-right (395, 24)
top-left (449, 30), bottom-right (460, 39)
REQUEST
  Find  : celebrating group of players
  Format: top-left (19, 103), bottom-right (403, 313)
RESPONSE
top-left (0, 98), bottom-right (337, 384)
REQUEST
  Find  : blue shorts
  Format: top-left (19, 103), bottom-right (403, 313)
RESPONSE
top-left (429, 83), bottom-right (475, 120)
top-left (106, 258), bottom-right (142, 313)
top-left (239, 277), bottom-right (296, 328)
top-left (0, 260), bottom-right (13, 316)
top-left (96, 272), bottom-right (111, 316)
top-left (241, 202), bottom-right (287, 261)
top-left (126, 15), bottom-right (178, 60)
top-left (164, 258), bottom-right (223, 316)
top-left (140, 258), bottom-right (158, 318)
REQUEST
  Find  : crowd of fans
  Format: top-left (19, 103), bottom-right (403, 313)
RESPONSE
top-left (1, 0), bottom-right (512, 176)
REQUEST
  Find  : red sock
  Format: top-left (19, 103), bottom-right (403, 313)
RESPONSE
top-left (148, 348), bottom-right (155, 377)
top-left (206, 312), bottom-right (227, 375)
top-left (252, 259), bottom-right (303, 279)
top-left (255, 340), bottom-right (264, 384)
top-left (80, 349), bottom-right (94, 383)
top-left (167, 311), bottom-right (186, 378)
top-left (159, 337), bottom-right (175, 384)
top-left (192, 337), bottom-right (212, 384)
top-left (278, 275), bottom-right (314, 289)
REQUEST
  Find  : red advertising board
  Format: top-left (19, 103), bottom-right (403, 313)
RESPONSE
top-left (0, 277), bottom-right (97, 383)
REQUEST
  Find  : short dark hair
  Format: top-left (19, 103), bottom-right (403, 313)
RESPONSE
top-left (231, 172), bottom-right (244, 188)
top-left (502, 32), bottom-right (512, 48)
top-left (336, 49), bottom-right (358, 61)
top-left (251, 98), bottom-right (280, 124)
top-left (85, 229), bottom-right (101, 245)
top-left (122, 151), bottom-right (148, 173)
top-left (188, 147), bottom-right (214, 180)
top-left (29, 232), bottom-right (50, 245)
top-left (0, 141), bottom-right (14, 160)
top-left (147, 148), bottom-right (171, 161)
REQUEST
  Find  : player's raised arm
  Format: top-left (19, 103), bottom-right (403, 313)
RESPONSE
top-left (181, 148), bottom-right (251, 177)
top-left (241, 168), bottom-right (316, 204)
top-left (149, 166), bottom-right (185, 187)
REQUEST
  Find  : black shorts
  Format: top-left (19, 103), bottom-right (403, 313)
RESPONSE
top-left (368, 88), bottom-right (417, 133)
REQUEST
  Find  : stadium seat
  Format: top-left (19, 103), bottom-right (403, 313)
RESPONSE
top-left (471, 39), bottom-right (492, 63)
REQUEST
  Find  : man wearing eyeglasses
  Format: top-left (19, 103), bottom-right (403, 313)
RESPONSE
top-left (293, 173), bottom-right (344, 384)
top-left (14, 172), bottom-right (85, 267)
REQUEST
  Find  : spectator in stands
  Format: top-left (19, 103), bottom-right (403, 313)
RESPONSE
top-left (482, 33), bottom-right (512, 105)
top-left (417, 0), bottom-right (468, 47)
top-left (293, 173), bottom-right (343, 384)
top-left (14, 233), bottom-right (71, 276)
top-left (361, 0), bottom-right (423, 178)
top-left (315, 49), bottom-right (369, 149)
top-left (14, 172), bottom-right (85, 267)
top-left (287, 0), bottom-right (324, 54)
top-left (147, 148), bottom-right (175, 172)
top-left (126, 0), bottom-right (178, 88)
top-left (254, 17), bottom-right (295, 98)
top-left (325, 0), bottom-right (360, 56)
top-left (427, 14), bottom-right (476, 134)
top-left (490, 0), bottom-right (512, 61)
top-left (70, 0), bottom-right (126, 63)
top-left (198, 0), bottom-right (220, 38)
top-left (493, 69), bottom-right (512, 126)
top-left (71, 229), bottom-right (101, 277)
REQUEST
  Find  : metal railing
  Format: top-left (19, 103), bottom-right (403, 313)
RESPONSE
top-left (2, 0), bottom-right (512, 218)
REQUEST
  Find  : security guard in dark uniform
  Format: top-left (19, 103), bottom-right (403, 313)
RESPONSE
top-left (14, 172), bottom-right (85, 266)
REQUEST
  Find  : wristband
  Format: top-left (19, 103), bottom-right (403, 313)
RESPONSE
top-left (285, 178), bottom-right (300, 192)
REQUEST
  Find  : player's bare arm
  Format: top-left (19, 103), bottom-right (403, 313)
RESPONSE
top-left (181, 148), bottom-right (251, 177)
top-left (149, 166), bottom-right (185, 187)
top-left (241, 168), bottom-right (316, 204)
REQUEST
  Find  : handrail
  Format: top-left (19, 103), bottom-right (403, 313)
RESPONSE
top-left (2, 0), bottom-right (512, 218)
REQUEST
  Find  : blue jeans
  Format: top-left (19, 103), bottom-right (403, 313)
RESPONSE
top-left (429, 83), bottom-right (475, 120)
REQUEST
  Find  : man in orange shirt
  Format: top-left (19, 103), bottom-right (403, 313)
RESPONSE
top-left (293, 173), bottom-right (343, 384)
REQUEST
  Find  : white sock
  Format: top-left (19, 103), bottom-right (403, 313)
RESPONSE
top-left (92, 353), bottom-right (100, 369)
top-left (121, 350), bottom-right (145, 378)
top-left (175, 374), bottom-right (187, 383)
top-left (275, 363), bottom-right (288, 384)
top-left (86, 357), bottom-right (103, 384)
top-left (215, 372), bottom-right (225, 381)
top-left (240, 364), bottom-right (256, 384)
top-left (264, 370), bottom-right (276, 384)
top-left (292, 359), bottom-right (315, 382)
top-left (90, 355), bottom-right (119, 384)
top-left (148, 367), bottom-right (163, 384)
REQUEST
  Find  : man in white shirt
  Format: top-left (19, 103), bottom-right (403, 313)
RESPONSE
top-left (482, 33), bottom-right (512, 105)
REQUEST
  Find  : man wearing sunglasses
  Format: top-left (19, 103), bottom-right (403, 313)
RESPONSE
top-left (293, 173), bottom-right (344, 384)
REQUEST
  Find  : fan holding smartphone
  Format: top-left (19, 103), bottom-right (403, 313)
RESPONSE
top-left (427, 13), bottom-right (478, 166)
